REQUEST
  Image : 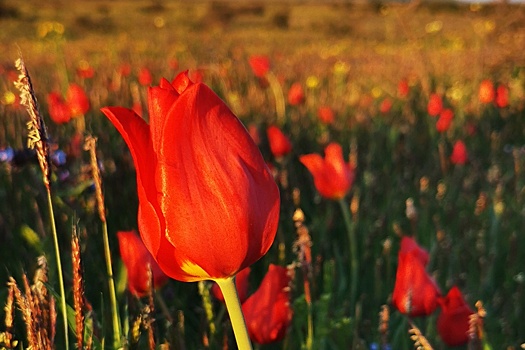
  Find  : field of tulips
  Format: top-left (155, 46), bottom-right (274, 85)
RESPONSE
top-left (1, 0), bottom-right (525, 349)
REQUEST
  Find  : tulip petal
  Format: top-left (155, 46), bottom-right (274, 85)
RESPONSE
top-left (148, 86), bottom-right (179, 156)
top-left (153, 83), bottom-right (279, 278)
top-left (101, 107), bottom-right (162, 255)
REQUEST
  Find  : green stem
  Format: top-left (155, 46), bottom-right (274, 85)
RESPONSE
top-left (338, 198), bottom-right (358, 315)
top-left (47, 190), bottom-right (69, 350)
top-left (214, 277), bottom-right (253, 350)
top-left (101, 221), bottom-right (122, 347)
top-left (266, 72), bottom-right (286, 124)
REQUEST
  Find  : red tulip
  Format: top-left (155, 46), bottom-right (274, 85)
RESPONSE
top-left (248, 124), bottom-right (261, 145)
top-left (287, 82), bottom-right (305, 106)
top-left (76, 65), bottom-right (95, 79)
top-left (317, 106), bottom-right (335, 125)
top-left (299, 142), bottom-right (355, 200)
top-left (47, 92), bottom-right (72, 124)
top-left (138, 67), bottom-right (153, 86)
top-left (242, 264), bottom-right (293, 344)
top-left (392, 236), bottom-right (440, 317)
top-left (495, 84), bottom-right (509, 108)
top-left (397, 79), bottom-right (409, 98)
top-left (102, 71), bottom-right (280, 282)
top-left (478, 79), bottom-right (495, 104)
top-left (66, 83), bottom-right (90, 117)
top-left (427, 93), bottom-right (443, 117)
top-left (437, 286), bottom-right (474, 346)
top-left (450, 140), bottom-right (468, 165)
top-left (267, 126), bottom-right (292, 158)
top-left (211, 267), bottom-right (250, 304)
top-left (248, 55), bottom-right (271, 78)
top-left (117, 231), bottom-right (169, 297)
top-left (436, 108), bottom-right (454, 133)
top-left (379, 97), bottom-right (393, 114)
top-left (119, 63), bottom-right (132, 77)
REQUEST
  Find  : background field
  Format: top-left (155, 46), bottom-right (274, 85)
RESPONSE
top-left (1, 0), bottom-right (525, 349)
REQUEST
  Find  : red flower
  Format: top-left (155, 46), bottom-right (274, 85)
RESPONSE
top-left (397, 79), bottom-right (409, 98)
top-left (450, 140), bottom-right (468, 165)
top-left (47, 92), bottom-right (72, 124)
top-left (117, 231), bottom-right (169, 297)
top-left (317, 106), bottom-right (335, 125)
top-left (437, 286), bottom-right (474, 346)
top-left (119, 63), bottom-right (132, 77)
top-left (287, 82), bottom-right (305, 106)
top-left (436, 108), bottom-right (454, 133)
top-left (495, 84), bottom-right (509, 108)
top-left (248, 55), bottom-right (271, 78)
top-left (299, 142), bottom-right (355, 200)
top-left (379, 97), bottom-right (393, 114)
top-left (66, 84), bottom-right (90, 117)
top-left (76, 65), bottom-right (95, 79)
top-left (427, 93), bottom-right (443, 117)
top-left (138, 67), bottom-right (153, 86)
top-left (102, 71), bottom-right (280, 282)
top-left (211, 267), bottom-right (250, 304)
top-left (392, 236), bottom-right (441, 317)
top-left (267, 126), bottom-right (292, 158)
top-left (242, 264), bottom-right (293, 344)
top-left (478, 79), bottom-right (495, 104)
top-left (248, 124), bottom-right (261, 145)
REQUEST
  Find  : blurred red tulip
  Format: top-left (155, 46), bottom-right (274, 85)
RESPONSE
top-left (66, 83), bottom-right (90, 117)
top-left (211, 267), bottom-right (250, 304)
top-left (169, 58), bottom-right (179, 71)
top-left (47, 92), bottom-right (72, 124)
top-left (397, 79), bottom-right (409, 98)
top-left (267, 125), bottom-right (292, 158)
top-left (102, 71), bottom-right (280, 282)
top-left (287, 82), bottom-right (305, 106)
top-left (242, 264), bottom-right (292, 345)
top-left (379, 97), bottom-right (393, 114)
top-left (248, 124), bottom-right (261, 145)
top-left (495, 84), bottom-right (509, 108)
top-left (76, 65), bottom-right (95, 79)
top-left (299, 142), bottom-right (355, 200)
top-left (436, 108), bottom-right (454, 133)
top-left (450, 140), bottom-right (468, 165)
top-left (317, 106), bottom-right (335, 125)
top-left (189, 69), bottom-right (204, 83)
top-left (248, 55), bottom-right (271, 78)
top-left (392, 236), bottom-right (441, 317)
top-left (117, 231), bottom-right (169, 297)
top-left (427, 93), bottom-right (443, 117)
top-left (478, 79), bottom-right (495, 104)
top-left (119, 63), bottom-right (132, 77)
top-left (437, 286), bottom-right (474, 346)
top-left (138, 67), bottom-right (153, 86)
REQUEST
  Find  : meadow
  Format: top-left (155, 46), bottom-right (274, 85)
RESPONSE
top-left (1, 0), bottom-right (525, 349)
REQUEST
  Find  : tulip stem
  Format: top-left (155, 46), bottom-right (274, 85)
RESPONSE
top-left (266, 72), bottom-right (286, 124)
top-left (46, 190), bottom-right (69, 350)
top-left (338, 198), bottom-right (358, 315)
top-left (214, 277), bottom-right (253, 350)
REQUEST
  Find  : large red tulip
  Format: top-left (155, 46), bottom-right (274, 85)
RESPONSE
top-left (437, 286), bottom-right (474, 346)
top-left (299, 142), bottom-right (355, 200)
top-left (242, 264), bottom-right (293, 344)
top-left (117, 230), bottom-right (169, 297)
top-left (392, 236), bottom-right (441, 317)
top-left (102, 71), bottom-right (280, 282)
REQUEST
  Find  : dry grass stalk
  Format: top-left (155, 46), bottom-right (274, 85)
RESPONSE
top-left (147, 266), bottom-right (156, 350)
top-left (468, 300), bottom-right (487, 350)
top-left (408, 321), bottom-right (434, 350)
top-left (72, 226), bottom-right (86, 350)
top-left (84, 136), bottom-right (106, 223)
top-left (8, 277), bottom-right (37, 349)
top-left (1, 282), bottom-right (17, 349)
top-left (378, 305), bottom-right (389, 347)
top-left (14, 56), bottom-right (51, 190)
top-left (292, 208), bottom-right (313, 304)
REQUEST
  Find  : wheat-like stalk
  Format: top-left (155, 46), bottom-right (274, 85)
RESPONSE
top-left (72, 226), bottom-right (85, 350)
top-left (408, 321), bottom-right (434, 350)
top-left (14, 56), bottom-right (51, 190)
top-left (1, 282), bottom-right (17, 349)
top-left (378, 305), bottom-right (390, 347)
